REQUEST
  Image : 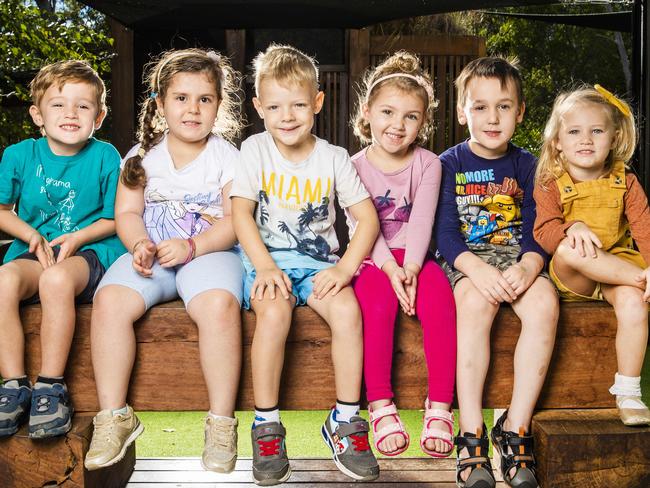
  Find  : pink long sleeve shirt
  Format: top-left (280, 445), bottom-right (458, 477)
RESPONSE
top-left (349, 146), bottom-right (442, 270)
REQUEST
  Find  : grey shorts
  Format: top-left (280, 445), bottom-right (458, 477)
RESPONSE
top-left (95, 249), bottom-right (244, 309)
top-left (16, 248), bottom-right (105, 305)
top-left (438, 244), bottom-right (549, 289)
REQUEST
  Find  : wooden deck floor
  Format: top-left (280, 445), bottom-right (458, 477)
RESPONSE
top-left (127, 457), bottom-right (507, 487)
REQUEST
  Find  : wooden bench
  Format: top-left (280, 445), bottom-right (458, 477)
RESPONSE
top-left (1, 301), bottom-right (649, 487)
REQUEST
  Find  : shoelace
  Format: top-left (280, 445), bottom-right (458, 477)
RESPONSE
top-left (93, 416), bottom-right (124, 446)
top-left (257, 438), bottom-right (281, 456)
top-left (206, 421), bottom-right (235, 449)
top-left (350, 434), bottom-right (370, 452)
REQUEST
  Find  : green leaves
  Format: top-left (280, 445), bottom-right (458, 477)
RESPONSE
top-left (0, 0), bottom-right (114, 149)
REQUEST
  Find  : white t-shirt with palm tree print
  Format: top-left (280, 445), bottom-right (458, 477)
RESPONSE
top-left (231, 131), bottom-right (369, 270)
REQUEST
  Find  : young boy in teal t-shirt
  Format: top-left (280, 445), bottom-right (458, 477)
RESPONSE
top-left (0, 60), bottom-right (125, 439)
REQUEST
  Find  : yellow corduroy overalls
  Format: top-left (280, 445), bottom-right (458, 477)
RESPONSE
top-left (549, 161), bottom-right (646, 301)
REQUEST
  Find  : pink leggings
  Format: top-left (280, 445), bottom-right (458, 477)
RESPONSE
top-left (353, 249), bottom-right (456, 404)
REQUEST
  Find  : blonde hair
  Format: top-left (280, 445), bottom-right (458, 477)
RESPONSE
top-left (352, 51), bottom-right (436, 146)
top-left (252, 44), bottom-right (319, 96)
top-left (122, 48), bottom-right (244, 188)
top-left (536, 86), bottom-right (636, 188)
top-left (29, 60), bottom-right (106, 113)
top-left (455, 56), bottom-right (524, 107)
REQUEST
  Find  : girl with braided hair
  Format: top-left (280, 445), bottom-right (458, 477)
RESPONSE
top-left (85, 48), bottom-right (246, 473)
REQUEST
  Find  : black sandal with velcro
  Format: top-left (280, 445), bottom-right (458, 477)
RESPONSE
top-left (490, 410), bottom-right (539, 488)
top-left (454, 425), bottom-right (496, 488)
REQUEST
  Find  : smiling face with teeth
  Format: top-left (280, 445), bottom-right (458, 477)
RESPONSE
top-left (363, 85), bottom-right (426, 165)
top-left (29, 81), bottom-right (106, 156)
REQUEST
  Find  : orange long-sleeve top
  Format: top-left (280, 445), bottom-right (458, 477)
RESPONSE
top-left (533, 172), bottom-right (650, 265)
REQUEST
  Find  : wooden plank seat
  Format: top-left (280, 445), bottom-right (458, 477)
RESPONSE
top-left (4, 299), bottom-right (649, 487)
top-left (20, 300), bottom-right (619, 412)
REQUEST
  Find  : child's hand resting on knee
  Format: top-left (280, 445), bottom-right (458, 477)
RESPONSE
top-left (49, 231), bottom-right (83, 263)
top-left (566, 222), bottom-right (602, 258)
top-left (634, 266), bottom-right (650, 302)
top-left (132, 238), bottom-right (156, 277)
top-left (29, 231), bottom-right (55, 268)
top-left (251, 267), bottom-right (292, 301)
top-left (467, 261), bottom-right (517, 305)
top-left (312, 265), bottom-right (353, 299)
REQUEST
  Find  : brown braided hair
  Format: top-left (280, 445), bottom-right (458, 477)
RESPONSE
top-left (122, 48), bottom-right (244, 188)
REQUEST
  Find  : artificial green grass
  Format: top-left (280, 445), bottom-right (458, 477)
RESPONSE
top-left (136, 347), bottom-right (650, 458)
top-left (136, 408), bottom-right (483, 458)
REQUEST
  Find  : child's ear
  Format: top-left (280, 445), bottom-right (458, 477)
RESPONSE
top-left (361, 103), bottom-right (370, 121)
top-left (313, 91), bottom-right (325, 115)
top-left (29, 105), bottom-right (44, 129)
top-left (456, 104), bottom-right (467, 126)
top-left (94, 109), bottom-right (107, 130)
top-left (252, 97), bottom-right (264, 119)
top-left (516, 102), bottom-right (526, 123)
top-left (155, 96), bottom-right (164, 116)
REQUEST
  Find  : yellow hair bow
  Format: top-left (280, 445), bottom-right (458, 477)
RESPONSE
top-left (594, 84), bottom-right (632, 118)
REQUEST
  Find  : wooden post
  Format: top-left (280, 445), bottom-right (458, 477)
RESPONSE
top-left (633, 0), bottom-right (649, 190)
top-left (347, 28), bottom-right (369, 154)
top-left (108, 18), bottom-right (134, 156)
top-left (533, 409), bottom-right (650, 487)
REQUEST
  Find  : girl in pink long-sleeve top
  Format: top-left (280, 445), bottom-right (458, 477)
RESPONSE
top-left (349, 51), bottom-right (456, 458)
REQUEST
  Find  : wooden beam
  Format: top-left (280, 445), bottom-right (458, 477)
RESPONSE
top-left (370, 35), bottom-right (486, 56)
top-left (533, 409), bottom-right (650, 487)
top-left (108, 18), bottom-right (134, 156)
top-left (22, 301), bottom-right (621, 412)
top-left (347, 28), bottom-right (369, 155)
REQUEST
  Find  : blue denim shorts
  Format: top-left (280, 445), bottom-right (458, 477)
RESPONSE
top-left (242, 267), bottom-right (322, 309)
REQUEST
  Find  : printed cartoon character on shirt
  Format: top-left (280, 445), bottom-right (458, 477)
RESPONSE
top-left (457, 176), bottom-right (523, 246)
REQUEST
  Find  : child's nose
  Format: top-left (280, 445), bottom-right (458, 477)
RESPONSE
top-left (487, 107), bottom-right (499, 123)
top-left (281, 107), bottom-right (295, 121)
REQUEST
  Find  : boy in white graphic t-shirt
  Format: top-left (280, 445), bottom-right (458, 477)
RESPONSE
top-left (231, 44), bottom-right (380, 485)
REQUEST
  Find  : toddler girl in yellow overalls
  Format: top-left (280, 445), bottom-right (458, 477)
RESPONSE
top-left (533, 85), bottom-right (650, 426)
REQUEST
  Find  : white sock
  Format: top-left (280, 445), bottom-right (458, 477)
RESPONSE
top-left (330, 401), bottom-right (359, 430)
top-left (254, 408), bottom-right (280, 426)
top-left (111, 405), bottom-right (129, 416)
top-left (609, 373), bottom-right (646, 409)
top-left (208, 411), bottom-right (235, 421)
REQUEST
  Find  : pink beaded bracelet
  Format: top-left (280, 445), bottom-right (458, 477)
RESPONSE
top-left (183, 237), bottom-right (196, 265)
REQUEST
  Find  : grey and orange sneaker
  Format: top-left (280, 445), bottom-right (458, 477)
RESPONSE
top-left (202, 415), bottom-right (238, 473)
top-left (84, 406), bottom-right (144, 471)
top-left (321, 409), bottom-right (379, 481)
top-left (0, 380), bottom-right (31, 437)
top-left (28, 381), bottom-right (72, 438)
top-left (251, 421), bottom-right (291, 485)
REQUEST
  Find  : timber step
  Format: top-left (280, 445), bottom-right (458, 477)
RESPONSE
top-left (532, 409), bottom-right (650, 488)
top-left (0, 413), bottom-right (135, 488)
top-left (127, 457), bottom-right (507, 486)
top-left (21, 300), bottom-right (620, 412)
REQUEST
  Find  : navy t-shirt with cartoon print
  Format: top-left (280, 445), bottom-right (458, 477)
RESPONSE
top-left (435, 141), bottom-right (546, 268)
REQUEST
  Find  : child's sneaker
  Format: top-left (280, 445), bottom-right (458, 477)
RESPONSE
top-left (321, 409), bottom-right (379, 481)
top-left (28, 381), bottom-right (73, 438)
top-left (84, 406), bottom-right (144, 471)
top-left (202, 415), bottom-right (238, 473)
top-left (0, 380), bottom-right (31, 437)
top-left (251, 421), bottom-right (291, 485)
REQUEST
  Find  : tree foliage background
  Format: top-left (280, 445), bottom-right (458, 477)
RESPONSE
top-left (0, 0), bottom-right (637, 157)
top-left (376, 1), bottom-right (634, 155)
top-left (0, 0), bottom-right (113, 150)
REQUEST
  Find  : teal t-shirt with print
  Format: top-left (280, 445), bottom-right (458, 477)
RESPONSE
top-left (0, 137), bottom-right (126, 270)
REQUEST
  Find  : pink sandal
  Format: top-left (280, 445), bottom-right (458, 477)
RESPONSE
top-left (368, 402), bottom-right (410, 456)
top-left (420, 399), bottom-right (454, 458)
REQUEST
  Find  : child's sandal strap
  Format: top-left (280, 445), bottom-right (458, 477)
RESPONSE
top-left (368, 403), bottom-right (398, 422)
top-left (369, 403), bottom-right (410, 456)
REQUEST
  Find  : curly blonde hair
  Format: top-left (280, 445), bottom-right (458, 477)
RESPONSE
top-left (352, 51), bottom-right (436, 146)
top-left (252, 44), bottom-right (319, 96)
top-left (122, 48), bottom-right (244, 188)
top-left (536, 86), bottom-right (636, 188)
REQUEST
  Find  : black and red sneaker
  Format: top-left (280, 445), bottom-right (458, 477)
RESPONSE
top-left (251, 421), bottom-right (291, 486)
top-left (321, 410), bottom-right (379, 481)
